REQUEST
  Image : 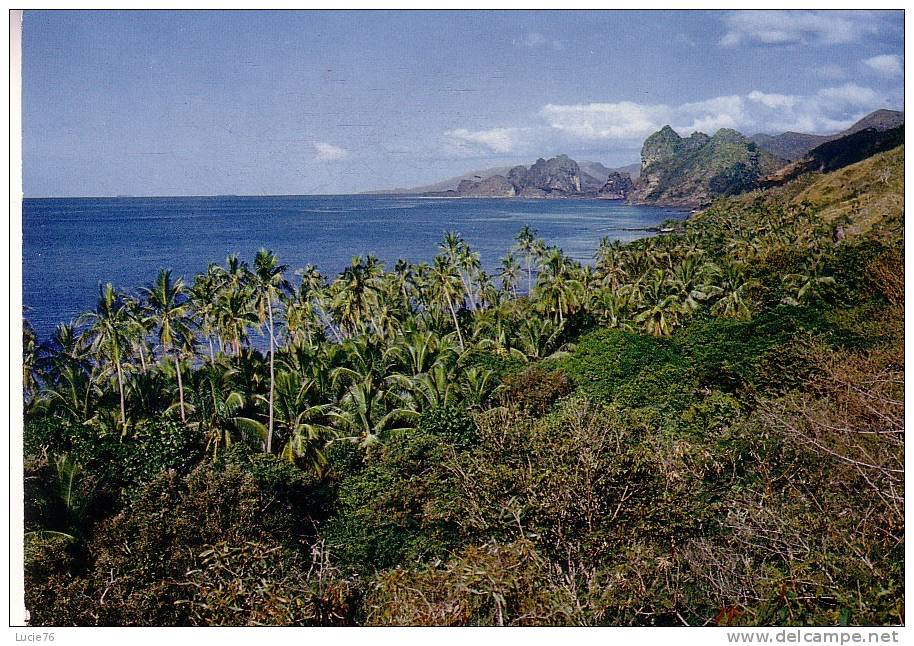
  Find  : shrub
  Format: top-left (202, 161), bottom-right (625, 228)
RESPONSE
top-left (366, 540), bottom-right (579, 626)
top-left (417, 405), bottom-right (477, 448)
top-left (563, 328), bottom-right (669, 402)
top-left (119, 419), bottom-right (204, 487)
top-left (322, 429), bottom-right (460, 577)
top-left (25, 460), bottom-right (344, 626)
top-left (500, 367), bottom-right (572, 416)
top-left (176, 540), bottom-right (352, 626)
top-left (459, 347), bottom-right (526, 379)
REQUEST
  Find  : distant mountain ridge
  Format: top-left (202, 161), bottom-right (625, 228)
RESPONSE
top-left (758, 124), bottom-right (904, 189)
top-left (388, 154), bottom-right (639, 199)
top-left (750, 109), bottom-right (904, 161)
top-left (447, 154), bottom-right (591, 198)
top-left (370, 160), bottom-right (639, 195)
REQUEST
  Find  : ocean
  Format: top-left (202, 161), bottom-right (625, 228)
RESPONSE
top-left (22, 195), bottom-right (686, 340)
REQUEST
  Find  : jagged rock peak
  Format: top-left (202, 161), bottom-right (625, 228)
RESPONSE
top-left (642, 126), bottom-right (684, 169)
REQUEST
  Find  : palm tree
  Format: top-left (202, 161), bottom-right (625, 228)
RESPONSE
top-left (782, 257), bottom-right (836, 306)
top-left (473, 269), bottom-right (497, 310)
top-left (632, 270), bottom-right (688, 337)
top-left (333, 255), bottom-right (381, 336)
top-left (671, 257), bottom-right (719, 313)
top-left (218, 253), bottom-right (250, 291)
top-left (439, 231), bottom-right (472, 308)
top-left (25, 454), bottom-right (98, 545)
top-left (711, 262), bottom-right (761, 320)
top-left (513, 225), bottom-right (538, 294)
top-left (251, 249), bottom-right (289, 454)
top-left (215, 285), bottom-right (258, 357)
top-left (77, 283), bottom-right (134, 428)
top-left (392, 258), bottom-right (415, 313)
top-left (591, 289), bottom-right (630, 329)
top-left (458, 246), bottom-right (482, 311)
top-left (124, 297), bottom-right (152, 373)
top-left (516, 316), bottom-right (565, 361)
top-left (283, 291), bottom-right (320, 348)
top-left (190, 266), bottom-right (222, 365)
top-left (291, 263), bottom-right (334, 345)
top-left (388, 329), bottom-right (451, 377)
top-left (595, 237), bottom-right (628, 290)
top-left (460, 366), bottom-right (499, 410)
top-left (498, 254), bottom-right (521, 299)
top-left (409, 364), bottom-right (458, 412)
top-left (533, 247), bottom-right (582, 326)
top-left (38, 322), bottom-right (98, 423)
top-left (428, 256), bottom-right (466, 349)
top-left (180, 365), bottom-right (246, 459)
top-left (141, 269), bottom-right (195, 423)
top-left (236, 372), bottom-right (333, 472)
top-left (331, 378), bottom-right (417, 448)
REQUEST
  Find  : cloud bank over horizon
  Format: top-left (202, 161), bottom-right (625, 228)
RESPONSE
top-left (442, 81), bottom-right (901, 160)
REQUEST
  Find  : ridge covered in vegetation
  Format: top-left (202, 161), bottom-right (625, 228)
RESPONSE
top-left (23, 144), bottom-right (904, 626)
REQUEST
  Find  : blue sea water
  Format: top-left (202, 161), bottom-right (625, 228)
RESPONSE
top-left (23, 195), bottom-right (686, 341)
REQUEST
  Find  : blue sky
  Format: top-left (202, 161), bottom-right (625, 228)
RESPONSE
top-left (22, 10), bottom-right (904, 196)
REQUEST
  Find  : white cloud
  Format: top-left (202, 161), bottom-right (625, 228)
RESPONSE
top-left (541, 96), bottom-right (749, 141)
top-left (541, 102), bottom-right (669, 140)
top-left (815, 83), bottom-right (880, 108)
top-left (747, 91), bottom-right (798, 110)
top-left (862, 54), bottom-right (903, 77)
top-left (313, 142), bottom-right (348, 161)
top-left (678, 95), bottom-right (746, 132)
top-left (720, 10), bottom-right (884, 47)
top-left (444, 127), bottom-right (526, 154)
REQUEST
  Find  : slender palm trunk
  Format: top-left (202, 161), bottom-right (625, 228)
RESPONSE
top-left (460, 272), bottom-right (477, 312)
top-left (83, 369), bottom-right (95, 419)
top-left (526, 258), bottom-right (533, 295)
top-left (324, 309), bottom-right (343, 343)
top-left (137, 344), bottom-right (147, 373)
top-left (173, 351), bottom-right (186, 422)
top-left (266, 298), bottom-right (275, 454)
top-left (446, 295), bottom-right (465, 349)
top-left (115, 359), bottom-right (126, 428)
top-left (400, 284), bottom-right (409, 311)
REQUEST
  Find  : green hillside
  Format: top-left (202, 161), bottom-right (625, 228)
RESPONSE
top-left (633, 127), bottom-right (783, 206)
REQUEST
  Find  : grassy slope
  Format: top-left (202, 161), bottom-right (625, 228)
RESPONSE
top-left (792, 145), bottom-right (904, 235)
top-left (718, 144), bottom-right (904, 238)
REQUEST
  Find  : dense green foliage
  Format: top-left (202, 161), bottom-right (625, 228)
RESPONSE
top-left (23, 147), bottom-right (904, 626)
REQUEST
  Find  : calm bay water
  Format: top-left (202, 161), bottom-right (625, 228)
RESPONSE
top-left (23, 195), bottom-right (686, 340)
